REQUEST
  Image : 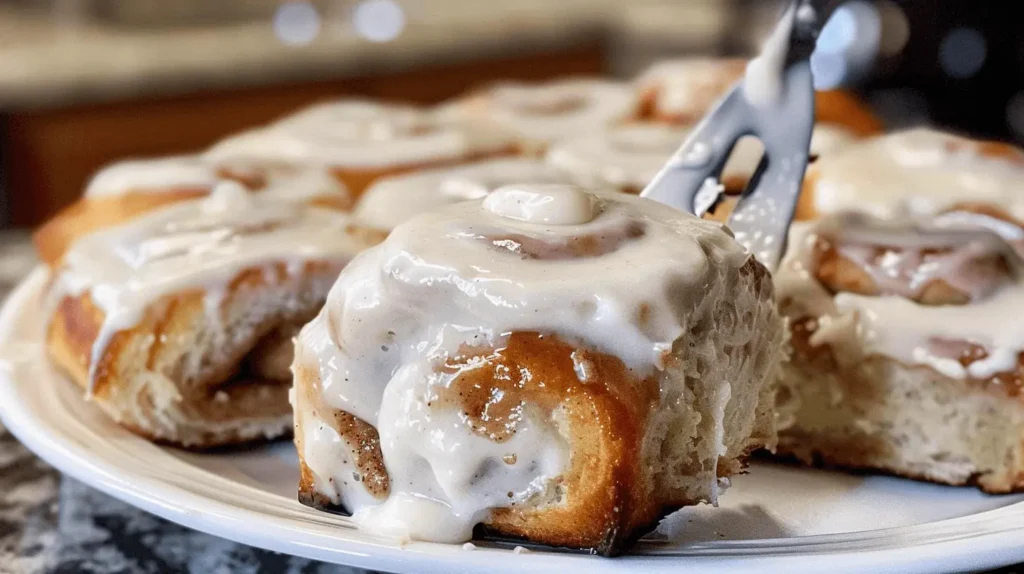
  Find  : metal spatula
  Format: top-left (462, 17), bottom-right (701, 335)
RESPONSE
top-left (641, 0), bottom-right (842, 271)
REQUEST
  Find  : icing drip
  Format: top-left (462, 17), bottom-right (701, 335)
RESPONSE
top-left (294, 187), bottom-right (755, 542)
top-left (354, 158), bottom-right (572, 230)
top-left (205, 99), bottom-right (516, 169)
top-left (52, 182), bottom-right (369, 393)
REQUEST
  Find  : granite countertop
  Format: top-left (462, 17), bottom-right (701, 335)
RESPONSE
top-left (0, 233), bottom-right (367, 574)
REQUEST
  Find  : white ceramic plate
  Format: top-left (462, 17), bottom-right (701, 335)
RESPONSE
top-left (3, 268), bottom-right (1024, 573)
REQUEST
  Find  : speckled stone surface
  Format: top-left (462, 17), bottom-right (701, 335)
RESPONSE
top-left (0, 233), bottom-right (371, 574)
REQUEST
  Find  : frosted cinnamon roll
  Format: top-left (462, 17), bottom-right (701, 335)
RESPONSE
top-left (774, 214), bottom-right (1024, 492)
top-left (292, 184), bottom-right (785, 553)
top-left (354, 158), bottom-right (574, 231)
top-left (42, 183), bottom-right (384, 448)
top-left (545, 123), bottom-right (761, 196)
top-left (635, 58), bottom-right (748, 125)
top-left (797, 128), bottom-right (1024, 222)
top-left (439, 78), bottom-right (640, 154)
top-left (205, 100), bottom-right (519, 198)
top-left (636, 58), bottom-right (883, 139)
top-left (34, 155), bottom-right (350, 266)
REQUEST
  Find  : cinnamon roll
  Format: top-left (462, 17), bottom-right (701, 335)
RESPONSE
top-left (439, 78), bottom-right (640, 154)
top-left (353, 157), bottom-right (574, 231)
top-left (42, 183), bottom-right (384, 448)
top-left (205, 100), bottom-right (520, 198)
top-left (292, 184), bottom-right (785, 553)
top-left (545, 123), bottom-right (761, 195)
top-left (797, 128), bottom-right (1024, 222)
top-left (34, 155), bottom-right (350, 267)
top-left (774, 214), bottom-right (1024, 492)
top-left (635, 58), bottom-right (881, 167)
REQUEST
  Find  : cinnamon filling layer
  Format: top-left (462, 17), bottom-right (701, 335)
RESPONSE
top-left (435, 332), bottom-right (658, 444)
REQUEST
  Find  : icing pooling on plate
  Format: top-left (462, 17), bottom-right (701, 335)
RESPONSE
top-left (354, 158), bottom-right (573, 230)
top-left (442, 79), bottom-right (638, 146)
top-left (294, 185), bottom-right (752, 542)
top-left (776, 218), bottom-right (1024, 381)
top-left (808, 128), bottom-right (1024, 221)
top-left (204, 99), bottom-right (517, 169)
top-left (52, 183), bottom-right (368, 393)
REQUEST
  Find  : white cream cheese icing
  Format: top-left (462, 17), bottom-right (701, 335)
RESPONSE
top-left (441, 78), bottom-right (638, 147)
top-left (808, 128), bottom-right (1024, 220)
top-left (547, 123), bottom-right (856, 192)
top-left (204, 99), bottom-right (516, 169)
top-left (52, 182), bottom-right (369, 393)
top-left (83, 154), bottom-right (349, 202)
top-left (293, 185), bottom-right (754, 542)
top-left (353, 158), bottom-right (573, 230)
top-left (776, 217), bottom-right (1024, 381)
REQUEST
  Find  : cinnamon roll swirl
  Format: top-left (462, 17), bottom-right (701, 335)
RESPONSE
top-left (205, 100), bottom-right (520, 198)
top-left (33, 155), bottom-right (350, 267)
top-left (43, 183), bottom-right (384, 448)
top-left (636, 58), bottom-right (882, 139)
top-left (292, 184), bottom-right (785, 553)
top-left (439, 78), bottom-right (640, 154)
top-left (353, 158), bottom-right (573, 231)
top-left (797, 128), bottom-right (1024, 222)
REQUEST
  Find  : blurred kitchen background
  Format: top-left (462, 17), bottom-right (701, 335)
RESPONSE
top-left (0, 0), bottom-right (1020, 228)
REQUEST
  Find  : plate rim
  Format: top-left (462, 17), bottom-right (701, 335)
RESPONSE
top-left (3, 267), bottom-right (1024, 573)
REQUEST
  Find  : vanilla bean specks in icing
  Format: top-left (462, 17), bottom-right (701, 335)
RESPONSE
top-left (204, 100), bottom-right (517, 169)
top-left (293, 183), bottom-right (770, 542)
top-left (354, 158), bottom-right (574, 230)
top-left (50, 182), bottom-right (369, 394)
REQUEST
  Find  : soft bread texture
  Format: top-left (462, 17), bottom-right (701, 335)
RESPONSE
top-left (778, 323), bottom-right (1024, 493)
top-left (774, 218), bottom-right (1024, 492)
top-left (292, 188), bottom-right (785, 554)
top-left (47, 262), bottom-right (341, 448)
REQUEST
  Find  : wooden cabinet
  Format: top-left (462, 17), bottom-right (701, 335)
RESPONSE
top-left (3, 43), bottom-right (604, 226)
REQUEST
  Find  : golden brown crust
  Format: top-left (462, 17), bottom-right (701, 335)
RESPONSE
top-left (293, 333), bottom-right (665, 555)
top-left (813, 90), bottom-right (884, 137)
top-left (46, 261), bottom-right (341, 448)
top-left (33, 191), bottom-right (206, 267)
